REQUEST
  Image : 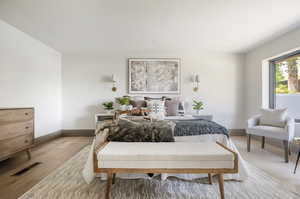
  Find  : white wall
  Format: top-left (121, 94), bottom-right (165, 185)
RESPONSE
top-left (276, 94), bottom-right (300, 120)
top-left (62, 52), bottom-right (245, 130)
top-left (0, 20), bottom-right (62, 137)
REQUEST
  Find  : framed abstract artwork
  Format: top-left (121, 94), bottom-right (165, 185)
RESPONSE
top-left (128, 58), bottom-right (181, 94)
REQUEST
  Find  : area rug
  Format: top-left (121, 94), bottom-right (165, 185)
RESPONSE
top-left (19, 146), bottom-right (300, 199)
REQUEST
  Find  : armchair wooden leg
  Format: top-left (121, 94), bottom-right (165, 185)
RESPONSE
top-left (294, 149), bottom-right (300, 174)
top-left (283, 141), bottom-right (289, 163)
top-left (247, 134), bottom-right (251, 152)
top-left (261, 136), bottom-right (265, 149)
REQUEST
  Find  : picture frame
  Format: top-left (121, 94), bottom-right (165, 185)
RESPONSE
top-left (128, 58), bottom-right (181, 94)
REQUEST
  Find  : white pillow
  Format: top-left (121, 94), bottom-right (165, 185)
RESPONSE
top-left (259, 108), bottom-right (287, 128)
top-left (147, 100), bottom-right (165, 120)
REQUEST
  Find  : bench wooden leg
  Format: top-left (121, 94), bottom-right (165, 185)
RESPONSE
top-left (208, 173), bottom-right (212, 184)
top-left (26, 149), bottom-right (31, 160)
top-left (247, 134), bottom-right (251, 152)
top-left (261, 136), bottom-right (265, 149)
top-left (106, 172), bottom-right (113, 199)
top-left (217, 174), bottom-right (225, 199)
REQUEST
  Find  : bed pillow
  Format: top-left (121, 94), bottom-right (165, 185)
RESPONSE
top-left (165, 99), bottom-right (180, 116)
top-left (259, 108), bottom-right (287, 128)
top-left (147, 100), bottom-right (165, 119)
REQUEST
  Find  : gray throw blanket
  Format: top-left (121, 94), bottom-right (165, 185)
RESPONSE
top-left (174, 119), bottom-right (229, 138)
top-left (106, 118), bottom-right (175, 142)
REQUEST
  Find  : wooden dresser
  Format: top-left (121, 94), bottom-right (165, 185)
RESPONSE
top-left (0, 108), bottom-right (34, 161)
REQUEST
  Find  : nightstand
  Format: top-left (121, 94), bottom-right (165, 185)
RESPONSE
top-left (95, 113), bottom-right (115, 124)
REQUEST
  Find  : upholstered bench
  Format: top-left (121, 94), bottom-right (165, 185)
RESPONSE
top-left (94, 142), bottom-right (238, 199)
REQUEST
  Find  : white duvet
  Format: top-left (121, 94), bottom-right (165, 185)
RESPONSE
top-left (82, 134), bottom-right (249, 184)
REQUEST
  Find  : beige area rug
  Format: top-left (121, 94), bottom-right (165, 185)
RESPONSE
top-left (19, 146), bottom-right (300, 199)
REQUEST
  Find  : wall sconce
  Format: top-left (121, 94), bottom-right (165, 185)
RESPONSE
top-left (192, 74), bottom-right (199, 92)
top-left (111, 74), bottom-right (117, 92)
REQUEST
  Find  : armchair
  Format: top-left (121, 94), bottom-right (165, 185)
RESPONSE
top-left (246, 115), bottom-right (295, 163)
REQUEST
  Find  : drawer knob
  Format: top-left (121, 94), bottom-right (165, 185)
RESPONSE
top-left (25, 126), bottom-right (29, 129)
top-left (25, 140), bottom-right (28, 143)
top-left (25, 113), bottom-right (28, 115)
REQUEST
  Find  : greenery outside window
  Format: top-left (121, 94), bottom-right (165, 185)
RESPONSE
top-left (269, 50), bottom-right (300, 122)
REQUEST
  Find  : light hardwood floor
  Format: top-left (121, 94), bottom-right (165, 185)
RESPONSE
top-left (0, 136), bottom-right (92, 199)
top-left (1, 136), bottom-right (300, 199)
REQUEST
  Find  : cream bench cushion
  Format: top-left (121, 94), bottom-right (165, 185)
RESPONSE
top-left (97, 142), bottom-right (235, 169)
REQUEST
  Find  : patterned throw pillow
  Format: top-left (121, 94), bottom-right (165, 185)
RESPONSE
top-left (147, 100), bottom-right (165, 119)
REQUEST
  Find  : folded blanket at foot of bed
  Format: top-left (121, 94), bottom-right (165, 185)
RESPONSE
top-left (106, 118), bottom-right (175, 142)
top-left (97, 118), bottom-right (229, 142)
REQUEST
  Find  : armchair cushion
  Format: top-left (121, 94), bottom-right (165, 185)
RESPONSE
top-left (259, 108), bottom-right (287, 128)
top-left (247, 125), bottom-right (288, 140)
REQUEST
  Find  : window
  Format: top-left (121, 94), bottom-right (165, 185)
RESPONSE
top-left (269, 50), bottom-right (300, 121)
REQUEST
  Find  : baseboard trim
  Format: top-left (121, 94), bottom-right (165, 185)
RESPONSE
top-left (229, 129), bottom-right (246, 136)
top-left (35, 130), bottom-right (62, 146)
top-left (61, 129), bottom-right (94, 137)
top-left (34, 129), bottom-right (94, 146)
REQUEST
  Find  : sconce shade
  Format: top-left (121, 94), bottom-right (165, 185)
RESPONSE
top-left (111, 74), bottom-right (117, 92)
top-left (112, 74), bottom-right (117, 82)
top-left (192, 73), bottom-right (199, 92)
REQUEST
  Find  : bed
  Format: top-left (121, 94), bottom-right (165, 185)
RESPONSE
top-left (83, 116), bottom-right (249, 184)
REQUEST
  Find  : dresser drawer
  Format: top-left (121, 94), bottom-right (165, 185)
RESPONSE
top-left (0, 121), bottom-right (34, 140)
top-left (0, 134), bottom-right (33, 158)
top-left (0, 109), bottom-right (34, 124)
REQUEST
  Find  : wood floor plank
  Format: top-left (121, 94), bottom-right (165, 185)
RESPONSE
top-left (0, 136), bottom-right (92, 199)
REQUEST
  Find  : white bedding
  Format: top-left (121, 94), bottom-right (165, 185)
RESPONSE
top-left (83, 134), bottom-right (249, 184)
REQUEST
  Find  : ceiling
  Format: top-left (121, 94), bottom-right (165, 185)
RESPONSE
top-left (1, 0), bottom-right (300, 54)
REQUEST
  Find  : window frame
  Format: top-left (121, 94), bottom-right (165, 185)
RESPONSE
top-left (269, 49), bottom-right (300, 122)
